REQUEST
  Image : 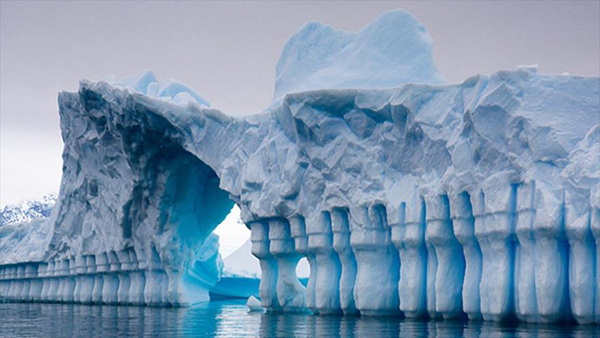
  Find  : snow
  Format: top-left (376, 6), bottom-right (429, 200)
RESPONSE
top-left (1, 9), bottom-right (599, 323)
top-left (0, 194), bottom-right (56, 227)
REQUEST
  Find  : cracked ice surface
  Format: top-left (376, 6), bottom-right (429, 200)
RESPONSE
top-left (0, 10), bottom-right (599, 324)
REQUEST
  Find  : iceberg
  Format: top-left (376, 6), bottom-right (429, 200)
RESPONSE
top-left (1, 9), bottom-right (599, 325)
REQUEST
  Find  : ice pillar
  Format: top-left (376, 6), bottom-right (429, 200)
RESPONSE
top-left (425, 194), bottom-right (465, 319)
top-left (289, 215), bottom-right (318, 314)
top-left (117, 249), bottom-right (132, 304)
top-left (331, 208), bottom-right (358, 315)
top-left (514, 182), bottom-right (538, 322)
top-left (394, 200), bottom-right (427, 318)
top-left (472, 185), bottom-right (516, 321)
top-left (532, 186), bottom-right (569, 323)
top-left (350, 205), bottom-right (400, 316)
top-left (591, 185), bottom-right (600, 324)
top-left (46, 261), bottom-right (59, 302)
top-left (101, 251), bottom-right (120, 304)
top-left (268, 218), bottom-right (306, 312)
top-left (80, 255), bottom-right (95, 304)
top-left (92, 253), bottom-right (108, 304)
top-left (250, 220), bottom-right (280, 311)
top-left (307, 212), bottom-right (342, 314)
top-left (566, 189), bottom-right (596, 324)
top-left (129, 249), bottom-right (146, 306)
top-left (449, 192), bottom-right (482, 320)
top-left (144, 247), bottom-right (167, 306)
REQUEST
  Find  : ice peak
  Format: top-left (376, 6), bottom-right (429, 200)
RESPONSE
top-left (110, 69), bottom-right (211, 108)
top-left (273, 9), bottom-right (446, 102)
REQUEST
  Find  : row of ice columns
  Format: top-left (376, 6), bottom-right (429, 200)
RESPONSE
top-left (0, 247), bottom-right (187, 307)
top-left (244, 182), bottom-right (598, 324)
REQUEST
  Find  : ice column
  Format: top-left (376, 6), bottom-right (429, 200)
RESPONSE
top-left (514, 182), bottom-right (538, 322)
top-left (33, 263), bottom-right (47, 302)
top-left (268, 218), bottom-right (306, 312)
top-left (73, 256), bottom-right (85, 303)
top-left (394, 200), bottom-right (427, 318)
top-left (472, 185), bottom-right (516, 321)
top-left (307, 212), bottom-right (342, 314)
top-left (289, 215), bottom-right (318, 313)
top-left (425, 194), bottom-right (465, 319)
top-left (591, 185), bottom-right (600, 324)
top-left (80, 255), bottom-right (95, 304)
top-left (144, 247), bottom-right (167, 306)
top-left (101, 251), bottom-right (120, 304)
top-left (15, 265), bottom-right (25, 301)
top-left (449, 192), bottom-right (482, 320)
top-left (64, 258), bottom-right (76, 302)
top-left (11, 266), bottom-right (21, 302)
top-left (25, 264), bottom-right (41, 301)
top-left (350, 205), bottom-right (400, 316)
top-left (129, 249), bottom-right (146, 305)
top-left (250, 220), bottom-right (280, 311)
top-left (566, 189), bottom-right (596, 324)
top-left (529, 186), bottom-right (568, 323)
top-left (5, 267), bottom-right (13, 301)
top-left (56, 260), bottom-right (67, 302)
top-left (46, 261), bottom-right (59, 302)
top-left (92, 253), bottom-right (108, 303)
top-left (331, 208), bottom-right (358, 315)
top-left (117, 249), bottom-right (132, 304)
top-left (0, 267), bottom-right (6, 300)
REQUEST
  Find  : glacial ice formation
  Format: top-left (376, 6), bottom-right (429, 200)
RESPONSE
top-left (0, 194), bottom-right (56, 227)
top-left (1, 10), bottom-right (599, 324)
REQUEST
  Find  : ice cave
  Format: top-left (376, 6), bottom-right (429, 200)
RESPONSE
top-left (0, 10), bottom-right (599, 325)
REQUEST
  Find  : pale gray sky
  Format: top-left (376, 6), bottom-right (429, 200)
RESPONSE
top-left (1, 1), bottom-right (599, 205)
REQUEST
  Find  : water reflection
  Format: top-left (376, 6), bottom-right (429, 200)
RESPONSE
top-left (0, 301), bottom-right (598, 337)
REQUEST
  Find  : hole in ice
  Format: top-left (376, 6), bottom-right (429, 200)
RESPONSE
top-left (296, 257), bottom-right (310, 279)
top-left (213, 205), bottom-right (250, 258)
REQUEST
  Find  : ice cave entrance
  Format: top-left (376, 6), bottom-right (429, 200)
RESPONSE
top-left (171, 151), bottom-right (308, 301)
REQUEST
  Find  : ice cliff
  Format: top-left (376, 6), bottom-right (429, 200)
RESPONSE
top-left (1, 10), bottom-right (599, 324)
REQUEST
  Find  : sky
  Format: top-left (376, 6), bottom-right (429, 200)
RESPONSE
top-left (1, 1), bottom-right (599, 206)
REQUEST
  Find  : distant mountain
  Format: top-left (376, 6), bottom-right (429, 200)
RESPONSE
top-left (0, 194), bottom-right (56, 226)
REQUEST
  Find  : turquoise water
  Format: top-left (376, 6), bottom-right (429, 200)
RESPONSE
top-left (0, 300), bottom-right (598, 337)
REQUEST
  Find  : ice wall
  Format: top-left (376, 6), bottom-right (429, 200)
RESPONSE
top-left (1, 10), bottom-right (599, 324)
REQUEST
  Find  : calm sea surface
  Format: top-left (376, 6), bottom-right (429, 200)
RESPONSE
top-left (0, 300), bottom-right (598, 337)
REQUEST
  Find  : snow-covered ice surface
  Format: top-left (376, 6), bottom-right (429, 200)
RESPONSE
top-left (1, 10), bottom-right (599, 324)
top-left (273, 10), bottom-right (445, 103)
top-left (0, 194), bottom-right (56, 227)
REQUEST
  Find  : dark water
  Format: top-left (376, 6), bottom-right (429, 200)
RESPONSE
top-left (0, 301), bottom-right (598, 338)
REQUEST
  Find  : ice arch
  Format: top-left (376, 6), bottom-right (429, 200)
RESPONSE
top-left (0, 82), bottom-right (242, 306)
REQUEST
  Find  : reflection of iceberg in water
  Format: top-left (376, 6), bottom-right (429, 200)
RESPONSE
top-left (1, 301), bottom-right (599, 337)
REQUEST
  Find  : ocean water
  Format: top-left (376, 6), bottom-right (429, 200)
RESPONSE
top-left (0, 300), bottom-right (598, 337)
